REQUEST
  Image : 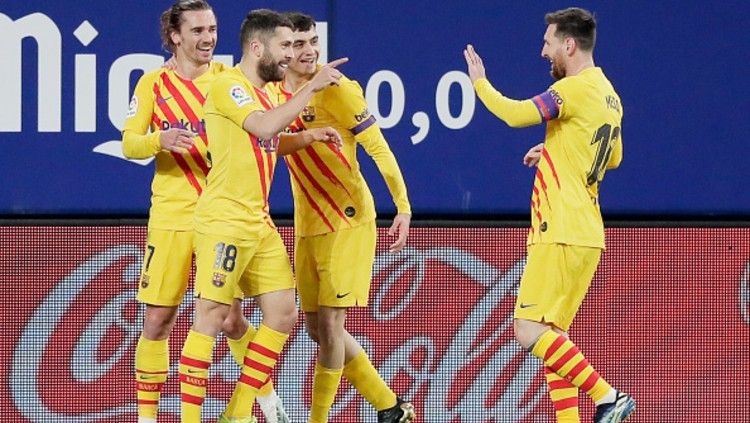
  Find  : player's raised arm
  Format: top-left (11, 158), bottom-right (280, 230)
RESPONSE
top-left (464, 44), bottom-right (547, 128)
top-left (242, 58), bottom-right (347, 139)
top-left (276, 127), bottom-right (343, 156)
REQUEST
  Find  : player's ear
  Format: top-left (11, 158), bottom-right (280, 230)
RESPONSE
top-left (170, 30), bottom-right (181, 48)
top-left (565, 37), bottom-right (576, 55)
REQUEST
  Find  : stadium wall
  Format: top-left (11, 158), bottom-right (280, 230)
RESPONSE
top-left (1, 224), bottom-right (747, 422)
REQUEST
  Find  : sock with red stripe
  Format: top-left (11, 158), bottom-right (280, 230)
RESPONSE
top-left (135, 336), bottom-right (168, 421)
top-left (227, 324), bottom-right (276, 398)
top-left (545, 366), bottom-right (580, 422)
top-left (179, 329), bottom-right (216, 423)
top-left (531, 330), bottom-right (612, 404)
top-left (223, 324), bottom-right (288, 419)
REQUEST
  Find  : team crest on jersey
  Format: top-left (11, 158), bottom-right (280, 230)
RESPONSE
top-left (257, 135), bottom-right (281, 153)
top-left (301, 106), bottom-right (316, 122)
top-left (212, 272), bottom-right (226, 288)
top-left (230, 85), bottom-right (253, 106)
top-left (126, 95), bottom-right (138, 118)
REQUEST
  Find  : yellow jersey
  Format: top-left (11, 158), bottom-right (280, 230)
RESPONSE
top-left (268, 73), bottom-right (411, 237)
top-left (122, 62), bottom-right (226, 230)
top-left (194, 66), bottom-right (279, 239)
top-left (475, 67), bottom-right (623, 248)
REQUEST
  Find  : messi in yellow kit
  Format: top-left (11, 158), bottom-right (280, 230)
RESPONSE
top-left (466, 7), bottom-right (634, 423)
top-left (179, 9), bottom-right (346, 423)
top-left (268, 13), bottom-right (415, 423)
top-left (122, 3), bottom-right (285, 422)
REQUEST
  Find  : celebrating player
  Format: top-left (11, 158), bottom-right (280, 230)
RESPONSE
top-left (177, 9), bottom-right (344, 423)
top-left (267, 12), bottom-right (415, 423)
top-left (122, 1), bottom-right (286, 421)
top-left (465, 7), bottom-right (633, 423)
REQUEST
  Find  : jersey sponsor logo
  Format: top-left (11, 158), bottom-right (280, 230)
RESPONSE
top-left (354, 107), bottom-right (370, 122)
top-left (548, 89), bottom-right (563, 105)
top-left (257, 135), bottom-right (280, 153)
top-left (230, 85), bottom-right (253, 106)
top-left (126, 95), bottom-right (138, 118)
top-left (301, 105), bottom-right (315, 122)
top-left (159, 118), bottom-right (206, 135)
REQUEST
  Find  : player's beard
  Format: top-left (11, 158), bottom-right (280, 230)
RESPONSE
top-left (258, 51), bottom-right (286, 83)
top-left (550, 53), bottom-right (566, 80)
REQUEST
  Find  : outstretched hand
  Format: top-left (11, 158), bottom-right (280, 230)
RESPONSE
top-left (463, 44), bottom-right (486, 82)
top-left (307, 127), bottom-right (343, 149)
top-left (309, 57), bottom-right (348, 92)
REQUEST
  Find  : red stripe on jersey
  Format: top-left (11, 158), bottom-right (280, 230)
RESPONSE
top-left (304, 147), bottom-right (353, 198)
top-left (253, 86), bottom-right (273, 110)
top-left (179, 355), bottom-right (211, 369)
top-left (286, 158), bottom-right (335, 232)
top-left (248, 134), bottom-right (273, 228)
top-left (325, 143), bottom-right (352, 170)
top-left (531, 187), bottom-right (543, 225)
top-left (290, 153), bottom-right (351, 226)
top-left (181, 393), bottom-right (204, 406)
top-left (535, 169), bottom-right (551, 209)
top-left (541, 148), bottom-right (561, 188)
top-left (174, 73), bottom-right (206, 105)
top-left (159, 74), bottom-right (210, 175)
top-left (152, 83), bottom-right (208, 190)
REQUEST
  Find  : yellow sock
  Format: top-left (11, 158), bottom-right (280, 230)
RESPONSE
top-left (342, 350), bottom-right (396, 411)
top-left (224, 324), bottom-right (288, 418)
top-left (545, 366), bottom-right (580, 422)
top-left (227, 324), bottom-right (275, 397)
top-left (179, 330), bottom-right (215, 423)
top-left (309, 363), bottom-right (343, 423)
top-left (135, 336), bottom-right (169, 420)
top-left (532, 331), bottom-right (611, 403)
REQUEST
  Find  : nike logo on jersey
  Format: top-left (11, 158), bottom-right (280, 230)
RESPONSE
top-left (519, 303), bottom-right (537, 309)
top-left (157, 95), bottom-right (173, 104)
top-left (336, 292), bottom-right (351, 299)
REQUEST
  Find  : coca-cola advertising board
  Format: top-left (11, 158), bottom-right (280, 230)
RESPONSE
top-left (1, 226), bottom-right (748, 422)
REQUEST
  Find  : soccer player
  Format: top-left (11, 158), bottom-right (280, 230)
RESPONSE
top-left (177, 9), bottom-right (345, 423)
top-left (122, 2), bottom-right (287, 422)
top-left (464, 7), bottom-right (634, 423)
top-left (267, 12), bottom-right (415, 423)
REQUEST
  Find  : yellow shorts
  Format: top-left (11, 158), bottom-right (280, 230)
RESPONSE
top-left (137, 229), bottom-right (193, 307)
top-left (514, 243), bottom-right (601, 331)
top-left (296, 220), bottom-right (376, 312)
top-left (193, 229), bottom-right (295, 305)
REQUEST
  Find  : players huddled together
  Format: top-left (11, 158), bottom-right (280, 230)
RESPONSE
top-left (124, 1), bottom-right (631, 422)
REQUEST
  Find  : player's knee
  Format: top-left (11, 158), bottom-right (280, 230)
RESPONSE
top-left (142, 306), bottom-right (177, 339)
top-left (221, 312), bottom-right (247, 339)
top-left (305, 318), bottom-right (320, 343)
top-left (513, 319), bottom-right (537, 350)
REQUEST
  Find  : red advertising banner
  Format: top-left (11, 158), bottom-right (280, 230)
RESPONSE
top-left (0, 226), bottom-right (748, 422)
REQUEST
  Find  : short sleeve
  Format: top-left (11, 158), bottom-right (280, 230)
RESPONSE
top-left (209, 77), bottom-right (265, 127)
